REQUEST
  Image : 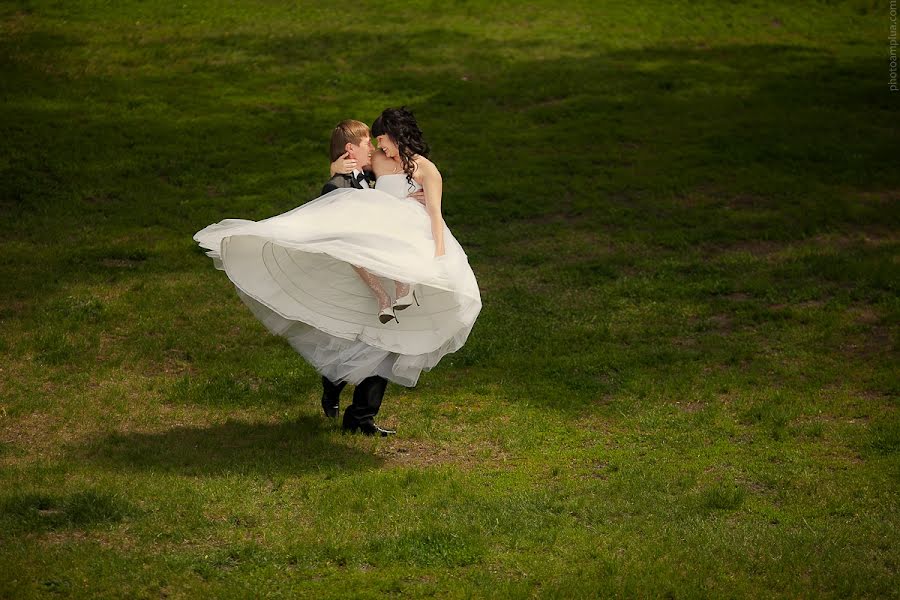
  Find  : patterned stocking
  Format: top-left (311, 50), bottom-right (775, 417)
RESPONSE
top-left (352, 266), bottom-right (391, 312)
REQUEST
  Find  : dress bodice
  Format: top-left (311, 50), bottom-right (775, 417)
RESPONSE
top-left (374, 173), bottom-right (422, 199)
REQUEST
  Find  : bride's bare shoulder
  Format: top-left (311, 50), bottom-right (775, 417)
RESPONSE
top-left (412, 155), bottom-right (439, 180)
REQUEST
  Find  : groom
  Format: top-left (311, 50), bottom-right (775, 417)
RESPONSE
top-left (319, 119), bottom-right (395, 437)
top-left (322, 119), bottom-right (375, 193)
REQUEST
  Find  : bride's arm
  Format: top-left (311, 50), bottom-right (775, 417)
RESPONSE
top-left (330, 152), bottom-right (355, 176)
top-left (418, 161), bottom-right (445, 257)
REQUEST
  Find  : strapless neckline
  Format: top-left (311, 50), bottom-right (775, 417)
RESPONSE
top-left (374, 173), bottom-right (422, 199)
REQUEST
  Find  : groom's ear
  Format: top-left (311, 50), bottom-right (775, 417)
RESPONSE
top-left (344, 142), bottom-right (354, 154)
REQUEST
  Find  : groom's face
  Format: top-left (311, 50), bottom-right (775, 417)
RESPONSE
top-left (347, 136), bottom-right (372, 168)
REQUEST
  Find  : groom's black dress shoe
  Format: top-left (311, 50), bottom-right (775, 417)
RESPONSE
top-left (320, 376), bottom-right (346, 419)
top-left (321, 393), bottom-right (339, 418)
top-left (340, 375), bottom-right (391, 434)
top-left (342, 422), bottom-right (396, 437)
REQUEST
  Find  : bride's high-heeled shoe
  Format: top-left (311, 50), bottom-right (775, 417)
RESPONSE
top-left (353, 265), bottom-right (399, 325)
top-left (393, 286), bottom-right (420, 311)
top-left (379, 306), bottom-right (398, 324)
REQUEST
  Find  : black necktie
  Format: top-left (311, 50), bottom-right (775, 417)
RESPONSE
top-left (354, 172), bottom-right (367, 186)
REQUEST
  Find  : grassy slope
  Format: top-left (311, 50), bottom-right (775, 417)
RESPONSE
top-left (0, 0), bottom-right (898, 597)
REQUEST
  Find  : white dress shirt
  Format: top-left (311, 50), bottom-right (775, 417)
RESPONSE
top-left (352, 169), bottom-right (369, 188)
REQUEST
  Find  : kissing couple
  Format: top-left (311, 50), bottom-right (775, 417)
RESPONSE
top-left (194, 107), bottom-right (481, 436)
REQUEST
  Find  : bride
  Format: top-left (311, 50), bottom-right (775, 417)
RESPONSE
top-left (193, 108), bottom-right (481, 388)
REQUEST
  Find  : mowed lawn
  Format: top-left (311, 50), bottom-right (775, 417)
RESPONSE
top-left (1, 0), bottom-right (898, 597)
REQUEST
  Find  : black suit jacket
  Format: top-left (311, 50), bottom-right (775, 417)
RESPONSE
top-left (321, 171), bottom-right (372, 195)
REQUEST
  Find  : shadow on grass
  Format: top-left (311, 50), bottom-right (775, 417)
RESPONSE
top-left (2, 29), bottom-right (891, 279)
top-left (72, 415), bottom-right (384, 476)
top-left (3, 23), bottom-right (895, 414)
top-left (2, 28), bottom-right (892, 236)
top-left (0, 489), bottom-right (134, 533)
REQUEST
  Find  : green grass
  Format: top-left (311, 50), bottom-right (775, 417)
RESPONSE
top-left (1, 0), bottom-right (898, 597)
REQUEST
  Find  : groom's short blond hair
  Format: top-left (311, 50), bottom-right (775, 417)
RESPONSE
top-left (330, 119), bottom-right (370, 161)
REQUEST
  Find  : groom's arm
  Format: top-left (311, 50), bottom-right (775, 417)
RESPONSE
top-left (409, 189), bottom-right (426, 205)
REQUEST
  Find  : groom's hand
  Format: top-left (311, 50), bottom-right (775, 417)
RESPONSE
top-left (330, 152), bottom-right (357, 176)
top-left (408, 189), bottom-right (426, 205)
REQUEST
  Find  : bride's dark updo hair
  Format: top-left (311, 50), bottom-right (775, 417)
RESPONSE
top-left (372, 107), bottom-right (430, 184)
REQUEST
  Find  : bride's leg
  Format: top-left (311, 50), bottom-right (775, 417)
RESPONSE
top-left (395, 281), bottom-right (410, 298)
top-left (352, 266), bottom-right (391, 311)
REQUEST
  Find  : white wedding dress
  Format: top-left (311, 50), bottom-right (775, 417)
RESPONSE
top-left (193, 174), bottom-right (482, 387)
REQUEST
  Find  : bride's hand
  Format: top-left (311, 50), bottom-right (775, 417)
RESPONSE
top-left (330, 152), bottom-right (356, 176)
top-left (407, 189), bottom-right (426, 205)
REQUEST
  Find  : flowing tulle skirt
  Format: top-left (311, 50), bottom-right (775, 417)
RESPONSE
top-left (193, 187), bottom-right (481, 387)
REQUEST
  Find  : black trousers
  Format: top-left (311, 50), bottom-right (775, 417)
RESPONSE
top-left (321, 375), bottom-right (387, 428)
